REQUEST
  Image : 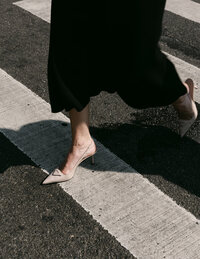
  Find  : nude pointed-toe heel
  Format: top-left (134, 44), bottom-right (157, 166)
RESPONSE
top-left (179, 99), bottom-right (198, 137)
top-left (42, 168), bottom-right (75, 184)
top-left (42, 140), bottom-right (96, 185)
top-left (179, 79), bottom-right (198, 137)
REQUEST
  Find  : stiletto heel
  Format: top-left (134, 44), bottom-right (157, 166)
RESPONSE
top-left (91, 155), bottom-right (95, 165)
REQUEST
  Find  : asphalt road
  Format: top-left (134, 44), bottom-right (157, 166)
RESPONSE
top-left (0, 0), bottom-right (200, 258)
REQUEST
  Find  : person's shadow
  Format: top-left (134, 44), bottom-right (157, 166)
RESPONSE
top-left (191, 0), bottom-right (200, 4)
top-left (90, 103), bottom-right (200, 202)
top-left (0, 102), bottom-right (199, 206)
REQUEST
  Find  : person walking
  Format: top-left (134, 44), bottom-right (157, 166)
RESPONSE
top-left (42, 0), bottom-right (198, 184)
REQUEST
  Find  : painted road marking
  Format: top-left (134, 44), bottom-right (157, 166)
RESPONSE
top-left (165, 0), bottom-right (200, 24)
top-left (14, 0), bottom-right (200, 24)
top-left (1, 68), bottom-right (200, 258)
top-left (14, 0), bottom-right (51, 23)
top-left (3, 1), bottom-right (200, 258)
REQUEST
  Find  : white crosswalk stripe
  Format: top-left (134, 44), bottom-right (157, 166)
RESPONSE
top-left (165, 0), bottom-right (200, 24)
top-left (1, 68), bottom-right (200, 258)
top-left (14, 0), bottom-right (51, 23)
top-left (166, 52), bottom-right (200, 101)
top-left (1, 1), bottom-right (200, 258)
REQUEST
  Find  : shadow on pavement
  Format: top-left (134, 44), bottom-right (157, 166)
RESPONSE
top-left (0, 103), bottom-right (199, 219)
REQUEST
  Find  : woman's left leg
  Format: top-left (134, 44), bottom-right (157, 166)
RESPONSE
top-left (58, 104), bottom-right (96, 175)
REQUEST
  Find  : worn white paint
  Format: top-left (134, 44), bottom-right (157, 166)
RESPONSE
top-left (166, 0), bottom-right (200, 24)
top-left (1, 68), bottom-right (200, 258)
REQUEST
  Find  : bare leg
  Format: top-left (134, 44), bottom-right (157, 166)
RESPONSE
top-left (59, 103), bottom-right (96, 175)
top-left (70, 104), bottom-right (91, 145)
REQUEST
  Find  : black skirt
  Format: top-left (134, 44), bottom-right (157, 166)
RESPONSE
top-left (47, 0), bottom-right (187, 113)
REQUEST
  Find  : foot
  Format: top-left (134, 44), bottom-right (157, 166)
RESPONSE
top-left (173, 79), bottom-right (196, 120)
top-left (58, 138), bottom-right (96, 175)
top-left (173, 78), bottom-right (198, 137)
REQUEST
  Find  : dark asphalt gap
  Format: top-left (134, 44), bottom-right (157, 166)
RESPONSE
top-left (0, 0), bottom-right (200, 257)
top-left (0, 131), bottom-right (135, 258)
top-left (161, 10), bottom-right (200, 68)
top-left (192, 0), bottom-right (200, 4)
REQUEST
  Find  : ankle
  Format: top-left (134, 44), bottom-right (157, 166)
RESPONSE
top-left (72, 136), bottom-right (93, 147)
